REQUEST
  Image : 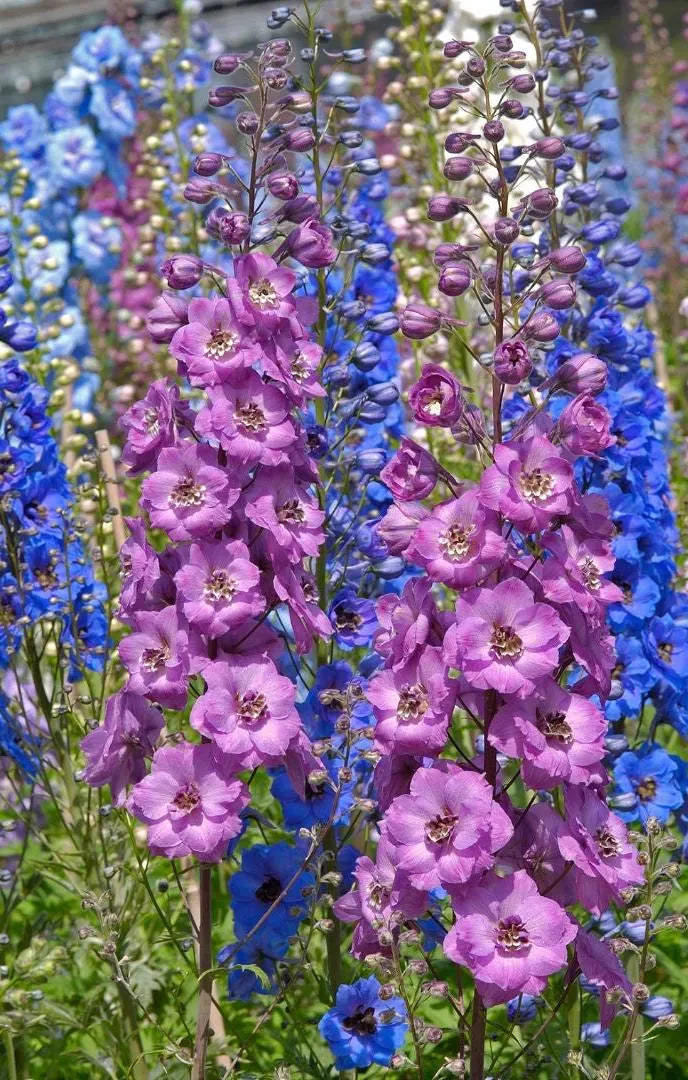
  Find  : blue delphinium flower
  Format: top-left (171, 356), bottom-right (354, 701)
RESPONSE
top-left (506, 995), bottom-right (540, 1024)
top-left (229, 842), bottom-right (314, 953)
top-left (581, 1022), bottom-right (611, 1048)
top-left (329, 587), bottom-right (378, 650)
top-left (613, 744), bottom-right (684, 824)
top-left (318, 976), bottom-right (407, 1069)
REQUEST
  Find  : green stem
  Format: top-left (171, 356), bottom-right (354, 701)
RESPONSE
top-left (628, 956), bottom-right (645, 1080)
top-left (566, 982), bottom-right (581, 1077)
top-left (191, 865), bottom-right (213, 1080)
top-left (3, 1030), bottom-right (17, 1080)
top-left (323, 828), bottom-right (342, 999)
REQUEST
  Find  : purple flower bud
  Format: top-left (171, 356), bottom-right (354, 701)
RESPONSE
top-left (218, 211), bottom-right (250, 245)
top-left (193, 153), bottom-right (223, 176)
top-left (511, 73), bottom-right (536, 92)
top-left (268, 171), bottom-right (299, 200)
top-left (530, 136), bottom-right (566, 159)
top-left (236, 111), bottom-right (260, 134)
top-left (547, 353), bottom-right (607, 395)
top-left (547, 246), bottom-right (587, 274)
top-left (443, 156), bottom-right (474, 181)
top-left (428, 87), bottom-right (467, 110)
top-left (357, 449), bottom-right (387, 473)
top-left (208, 85), bottom-right (245, 108)
top-left (556, 393), bottom-right (615, 456)
top-left (285, 218), bottom-right (336, 268)
top-left (380, 438), bottom-right (438, 501)
top-left (214, 54), bottom-right (240, 74)
top-left (466, 56), bottom-right (486, 77)
top-left (523, 311), bottom-right (560, 342)
top-left (284, 128), bottom-right (316, 151)
top-left (367, 312), bottom-right (400, 335)
top-left (400, 303), bottom-right (442, 340)
top-left (409, 362), bottom-right (466, 426)
top-left (434, 243), bottom-right (475, 266)
top-left (160, 255), bottom-right (204, 290)
top-left (525, 187), bottom-right (558, 219)
top-left (183, 178), bottom-right (218, 204)
top-left (539, 280), bottom-right (576, 309)
top-left (427, 195), bottom-right (464, 221)
top-left (438, 262), bottom-right (472, 297)
top-left (445, 132), bottom-right (480, 153)
top-left (493, 338), bottom-right (532, 384)
top-left (483, 119), bottom-right (505, 143)
top-left (443, 40), bottom-right (470, 58)
top-left (642, 997), bottom-right (674, 1020)
top-left (146, 292), bottom-right (189, 343)
top-left (490, 34), bottom-right (513, 53)
top-left (494, 217), bottom-right (520, 245)
top-left (500, 100), bottom-right (525, 120)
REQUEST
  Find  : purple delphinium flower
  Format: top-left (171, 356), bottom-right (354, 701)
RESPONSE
top-left (407, 488), bottom-right (506, 587)
top-left (118, 606), bottom-right (189, 709)
top-left (194, 371), bottom-right (297, 466)
top-left (169, 297), bottom-right (260, 386)
top-left (244, 465), bottom-right (325, 561)
top-left (174, 539), bottom-right (263, 636)
top-left (480, 435), bottom-right (574, 534)
top-left (444, 870), bottom-right (577, 1006)
top-left (443, 577), bottom-right (569, 696)
top-left (141, 443), bottom-right (242, 541)
top-left (127, 741), bottom-right (249, 860)
top-left (120, 379), bottom-right (190, 474)
top-left (81, 690), bottom-right (163, 806)
top-left (368, 646), bottom-right (455, 756)
top-left (381, 763), bottom-right (513, 890)
top-left (229, 252), bottom-right (298, 329)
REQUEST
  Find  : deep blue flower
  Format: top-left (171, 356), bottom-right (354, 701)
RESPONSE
top-left (507, 995), bottom-right (540, 1023)
top-left (645, 615), bottom-right (688, 693)
top-left (582, 1022), bottom-right (611, 1047)
top-left (229, 842), bottom-right (314, 952)
top-left (328, 588), bottom-right (378, 650)
top-left (318, 976), bottom-right (407, 1069)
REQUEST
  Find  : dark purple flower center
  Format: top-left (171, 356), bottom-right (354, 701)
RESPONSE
top-left (425, 812), bottom-right (458, 844)
top-left (595, 826), bottom-right (621, 858)
top-left (496, 915), bottom-right (530, 951)
top-left (439, 522), bottom-right (475, 559)
top-left (255, 875), bottom-right (282, 903)
top-left (490, 624), bottom-right (523, 660)
top-left (204, 569), bottom-right (238, 602)
top-left (397, 683), bottom-right (429, 720)
top-left (169, 476), bottom-right (206, 508)
top-left (319, 689), bottom-right (348, 711)
top-left (237, 692), bottom-right (268, 723)
top-left (536, 708), bottom-right (573, 744)
top-left (367, 881), bottom-right (389, 910)
top-left (305, 779), bottom-right (327, 800)
top-left (636, 777), bottom-right (657, 801)
top-left (518, 467), bottom-right (555, 502)
top-left (205, 328), bottom-right (238, 358)
top-left (172, 783), bottom-right (200, 812)
top-left (277, 498), bottom-right (306, 525)
top-left (343, 1006), bottom-right (377, 1037)
top-left (235, 401), bottom-right (267, 432)
top-left (141, 643), bottom-right (170, 671)
top-left (249, 279), bottom-right (278, 308)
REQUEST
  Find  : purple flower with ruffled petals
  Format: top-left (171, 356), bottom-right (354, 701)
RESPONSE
top-left (169, 297), bottom-right (260, 386)
top-left (244, 465), bottom-right (325, 561)
top-left (195, 370), bottom-right (297, 466)
top-left (120, 380), bottom-right (190, 474)
top-left (443, 577), bottom-right (569, 696)
top-left (127, 741), bottom-right (248, 861)
top-left (444, 870), bottom-right (576, 1006)
top-left (81, 690), bottom-right (163, 806)
top-left (174, 539), bottom-right (263, 636)
top-left (142, 443), bottom-right (242, 541)
top-left (368, 647), bottom-right (455, 756)
top-left (118, 606), bottom-right (189, 709)
top-left (229, 252), bottom-right (298, 331)
top-left (480, 435), bottom-right (574, 533)
top-left (408, 488), bottom-right (506, 587)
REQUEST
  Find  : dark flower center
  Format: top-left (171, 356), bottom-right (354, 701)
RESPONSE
top-left (249, 279), bottom-right (278, 308)
top-left (305, 779), bottom-right (326, 800)
top-left (235, 401), bottom-right (267, 432)
top-left (205, 328), bottom-right (238, 358)
top-left (367, 882), bottom-right (389, 910)
top-left (319, 689), bottom-right (347, 711)
top-left (490, 624), bottom-right (523, 659)
top-left (421, 389), bottom-right (446, 417)
top-left (291, 351), bottom-right (309, 381)
top-left (343, 1006), bottom-right (378, 1037)
top-left (141, 643), bottom-right (170, 671)
top-left (636, 777), bottom-right (657, 801)
top-left (397, 683), bottom-right (429, 720)
top-left (204, 569), bottom-right (238, 602)
top-left (496, 915), bottom-right (530, 951)
top-left (277, 498), bottom-right (306, 525)
top-left (519, 467), bottom-right (555, 502)
top-left (169, 476), bottom-right (206, 508)
top-left (335, 608), bottom-right (362, 633)
top-left (237, 692), bottom-right (268, 723)
top-left (172, 784), bottom-right (200, 812)
top-left (255, 875), bottom-right (282, 903)
top-left (659, 641), bottom-right (673, 663)
top-left (425, 812), bottom-right (458, 844)
top-left (440, 522), bottom-right (475, 560)
top-left (595, 826), bottom-right (621, 858)
top-left (536, 708), bottom-right (573, 744)
top-left (34, 560), bottom-right (59, 589)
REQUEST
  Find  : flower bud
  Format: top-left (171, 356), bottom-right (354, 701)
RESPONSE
top-left (400, 303), bottom-right (441, 340)
top-left (281, 194), bottom-right (320, 223)
top-left (494, 216), bottom-right (520, 245)
top-left (556, 393), bottom-right (615, 456)
top-left (284, 128), bottom-right (316, 151)
top-left (523, 311), bottom-right (560, 342)
top-left (145, 292), bottom-right (189, 343)
top-left (380, 438), bottom-right (438, 501)
top-left (218, 211), bottom-right (250, 245)
top-left (160, 254), bottom-right (203, 290)
top-left (530, 136), bottom-right (566, 159)
top-left (438, 262), bottom-right (472, 297)
top-left (539, 279), bottom-right (576, 309)
top-left (193, 153), bottom-right (223, 176)
top-left (208, 85), bottom-right (245, 108)
top-left (443, 156), bottom-right (474, 181)
top-left (483, 119), bottom-right (505, 143)
top-left (183, 178), bottom-right (218, 204)
top-left (444, 40), bottom-right (470, 58)
top-left (525, 187), bottom-right (559, 219)
top-left (214, 54), bottom-right (240, 74)
top-left (466, 56), bottom-right (486, 77)
top-left (409, 362), bottom-right (466, 426)
top-left (511, 73), bottom-right (536, 92)
top-left (548, 352), bottom-right (607, 395)
top-left (285, 218), bottom-right (336, 267)
top-left (493, 338), bottom-right (532, 384)
top-left (268, 171), bottom-right (299, 199)
top-left (427, 194), bottom-right (464, 221)
top-left (547, 245), bottom-right (587, 274)
top-left (444, 132), bottom-right (479, 153)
